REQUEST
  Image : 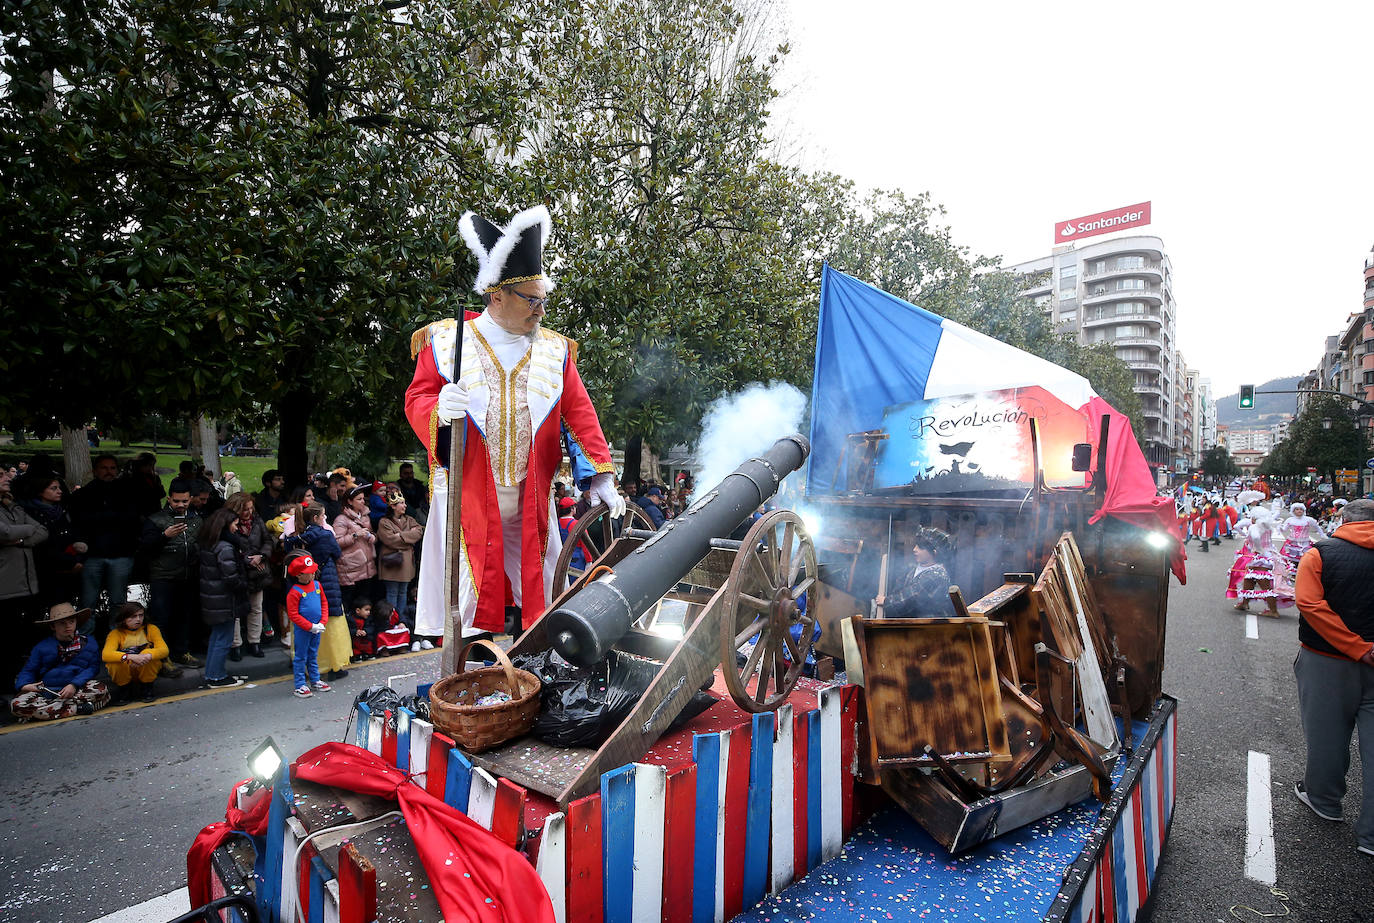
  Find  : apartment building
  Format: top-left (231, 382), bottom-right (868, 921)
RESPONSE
top-left (1198, 377), bottom-right (1216, 452)
top-left (1010, 235), bottom-right (1180, 467)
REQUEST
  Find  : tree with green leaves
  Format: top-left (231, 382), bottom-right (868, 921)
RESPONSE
top-left (2, 0), bottom-right (546, 483)
top-left (1266, 395), bottom-right (1368, 484)
top-left (1200, 445), bottom-right (1239, 479)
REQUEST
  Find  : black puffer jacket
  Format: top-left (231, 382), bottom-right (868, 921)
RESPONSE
top-left (198, 538), bottom-right (248, 626)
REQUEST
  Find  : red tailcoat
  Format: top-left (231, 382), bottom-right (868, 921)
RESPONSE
top-left (405, 316), bottom-right (614, 631)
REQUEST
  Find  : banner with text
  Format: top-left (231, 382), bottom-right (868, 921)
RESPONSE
top-left (1055, 202), bottom-right (1151, 243)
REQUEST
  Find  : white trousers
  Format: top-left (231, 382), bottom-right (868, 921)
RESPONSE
top-left (414, 466), bottom-right (563, 637)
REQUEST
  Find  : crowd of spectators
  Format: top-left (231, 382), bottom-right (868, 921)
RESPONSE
top-left (1, 452), bottom-right (431, 719)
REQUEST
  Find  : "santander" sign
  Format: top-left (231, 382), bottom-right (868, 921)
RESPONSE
top-left (1054, 202), bottom-right (1151, 243)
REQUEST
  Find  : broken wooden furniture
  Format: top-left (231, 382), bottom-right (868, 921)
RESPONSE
top-left (459, 434), bottom-right (829, 807)
top-left (851, 532), bottom-right (1126, 853)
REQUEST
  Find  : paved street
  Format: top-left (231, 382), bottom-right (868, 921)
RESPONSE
top-left (3, 544), bottom-right (1373, 923)
top-left (1141, 538), bottom-right (1374, 923)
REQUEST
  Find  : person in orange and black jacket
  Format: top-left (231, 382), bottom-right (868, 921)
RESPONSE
top-left (1292, 498), bottom-right (1374, 857)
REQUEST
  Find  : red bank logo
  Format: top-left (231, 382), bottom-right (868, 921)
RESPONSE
top-left (1054, 202), bottom-right (1152, 243)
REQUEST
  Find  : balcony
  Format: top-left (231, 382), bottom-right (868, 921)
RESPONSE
top-left (1136, 382), bottom-right (1165, 398)
top-left (1082, 286), bottom-right (1165, 307)
top-left (1111, 335), bottom-right (1164, 347)
top-left (1082, 313), bottom-right (1164, 330)
top-left (1081, 263), bottom-right (1164, 284)
top-left (1125, 359), bottom-right (1164, 375)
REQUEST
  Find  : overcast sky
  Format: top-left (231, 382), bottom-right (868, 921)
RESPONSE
top-left (770, 0), bottom-right (1374, 397)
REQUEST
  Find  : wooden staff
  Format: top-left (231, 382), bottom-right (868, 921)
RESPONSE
top-left (441, 316), bottom-right (466, 676)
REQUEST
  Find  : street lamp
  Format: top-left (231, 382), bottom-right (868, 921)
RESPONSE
top-left (1323, 417), bottom-right (1333, 431)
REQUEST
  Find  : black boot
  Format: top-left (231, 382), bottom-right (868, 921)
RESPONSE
top-left (246, 642), bottom-right (264, 658)
top-left (228, 646), bottom-right (242, 662)
top-left (125, 681), bottom-right (142, 703)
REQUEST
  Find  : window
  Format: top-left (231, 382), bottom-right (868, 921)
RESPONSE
top-left (1114, 255), bottom-right (1145, 270)
top-left (1059, 311), bottom-right (1077, 324)
top-left (1115, 278), bottom-right (1146, 291)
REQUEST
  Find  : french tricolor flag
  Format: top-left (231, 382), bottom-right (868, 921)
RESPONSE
top-left (807, 265), bottom-right (1183, 580)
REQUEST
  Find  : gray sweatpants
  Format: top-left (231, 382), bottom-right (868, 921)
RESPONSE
top-left (1294, 647), bottom-right (1374, 847)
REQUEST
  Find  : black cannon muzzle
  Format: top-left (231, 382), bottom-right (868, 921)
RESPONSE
top-left (547, 433), bottom-right (810, 667)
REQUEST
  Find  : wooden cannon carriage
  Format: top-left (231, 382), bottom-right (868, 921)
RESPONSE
top-left (461, 435), bottom-right (828, 807)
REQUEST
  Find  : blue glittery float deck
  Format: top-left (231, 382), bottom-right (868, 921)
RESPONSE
top-left (737, 721), bottom-right (1145, 922)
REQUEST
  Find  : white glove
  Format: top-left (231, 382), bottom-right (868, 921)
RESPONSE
top-left (311, 622), bottom-right (325, 635)
top-left (586, 472), bottom-right (626, 519)
top-left (436, 382), bottom-right (470, 423)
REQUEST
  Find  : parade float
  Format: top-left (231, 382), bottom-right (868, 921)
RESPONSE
top-left (187, 266), bottom-right (1182, 923)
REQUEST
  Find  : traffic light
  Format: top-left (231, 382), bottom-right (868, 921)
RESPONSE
top-left (1239, 384), bottom-right (1255, 409)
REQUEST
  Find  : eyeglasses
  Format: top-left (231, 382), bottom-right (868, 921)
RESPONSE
top-left (506, 289), bottom-right (549, 312)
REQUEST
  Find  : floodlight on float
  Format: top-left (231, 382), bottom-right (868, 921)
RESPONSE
top-left (1144, 532), bottom-right (1172, 550)
top-left (248, 736), bottom-right (286, 787)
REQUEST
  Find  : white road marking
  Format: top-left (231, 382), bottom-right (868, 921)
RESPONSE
top-left (1246, 613), bottom-right (1259, 639)
top-left (86, 888), bottom-right (189, 923)
top-left (1246, 750), bottom-right (1277, 885)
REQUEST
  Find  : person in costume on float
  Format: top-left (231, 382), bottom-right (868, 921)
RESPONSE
top-left (404, 206), bottom-right (624, 640)
top-left (1280, 502), bottom-right (1321, 567)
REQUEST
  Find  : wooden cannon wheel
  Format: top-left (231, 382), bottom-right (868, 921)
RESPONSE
top-left (552, 501), bottom-right (656, 592)
top-left (719, 509), bottom-right (819, 713)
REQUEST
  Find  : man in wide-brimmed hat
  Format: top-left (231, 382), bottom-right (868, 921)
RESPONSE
top-left (11, 602), bottom-right (109, 720)
top-left (404, 206), bottom-right (624, 641)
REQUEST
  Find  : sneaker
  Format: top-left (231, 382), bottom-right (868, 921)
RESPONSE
top-left (1294, 781), bottom-right (1343, 821)
top-left (203, 676), bottom-right (245, 689)
top-left (294, 686), bottom-right (313, 698)
top-left (159, 661), bottom-right (184, 679)
top-left (325, 669), bottom-right (348, 681)
top-left (175, 652), bottom-right (204, 668)
top-left (74, 702), bottom-right (95, 716)
top-left (141, 685), bottom-right (156, 702)
top-left (420, 639), bottom-right (434, 650)
top-left (1359, 845), bottom-right (1374, 857)
top-left (311, 681), bottom-right (332, 692)
top-left (411, 641), bottom-right (423, 652)
top-left (262, 624), bottom-right (276, 639)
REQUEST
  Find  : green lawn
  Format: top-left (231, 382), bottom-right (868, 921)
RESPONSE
top-left (0, 440), bottom-right (426, 488)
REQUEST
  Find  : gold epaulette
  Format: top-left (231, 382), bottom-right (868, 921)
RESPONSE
top-left (542, 328), bottom-right (579, 366)
top-left (410, 318), bottom-right (457, 360)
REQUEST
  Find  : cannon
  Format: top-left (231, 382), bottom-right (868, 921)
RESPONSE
top-left (464, 434), bottom-right (823, 805)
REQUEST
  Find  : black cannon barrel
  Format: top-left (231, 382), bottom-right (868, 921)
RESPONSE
top-left (546, 433), bottom-right (810, 667)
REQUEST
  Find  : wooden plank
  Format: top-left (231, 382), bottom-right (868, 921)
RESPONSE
top-left (409, 718), bottom-right (434, 789)
top-left (806, 709), bottom-right (822, 873)
top-left (818, 688), bottom-right (843, 862)
top-left (601, 765), bottom-right (635, 923)
top-left (425, 730), bottom-right (453, 802)
top-left (632, 764), bottom-right (667, 923)
top-left (366, 713), bottom-right (384, 757)
top-left (381, 709), bottom-right (397, 765)
top-left (337, 842), bottom-right (376, 923)
top-left (742, 713), bottom-right (774, 911)
top-left (838, 686), bottom-right (858, 835)
top-left (283, 815), bottom-right (307, 923)
top-left (566, 794), bottom-right (603, 923)
top-left (353, 703), bottom-right (371, 750)
top-left (722, 721), bottom-right (751, 921)
top-left (395, 707), bottom-right (413, 773)
top-left (536, 812), bottom-right (567, 923)
top-left (468, 766), bottom-right (498, 829)
top-left (491, 778), bottom-right (527, 849)
top-left (260, 764), bottom-right (292, 923)
top-left (1054, 543), bottom-right (1119, 751)
top-left (466, 736), bottom-right (596, 801)
top-left (690, 732), bottom-right (725, 923)
top-left (852, 616), bottom-right (1010, 766)
top-left (444, 745), bottom-right (473, 814)
top-left (308, 854), bottom-right (333, 923)
top-left (769, 703), bottom-right (795, 894)
top-left (662, 766), bottom-right (697, 923)
top-left (792, 711), bottom-right (810, 881)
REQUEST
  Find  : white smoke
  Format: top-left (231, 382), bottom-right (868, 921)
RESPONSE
top-left (691, 382), bottom-right (809, 500)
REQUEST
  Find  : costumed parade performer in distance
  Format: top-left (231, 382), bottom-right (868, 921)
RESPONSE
top-left (404, 206), bottom-right (625, 662)
top-left (1279, 502), bottom-right (1321, 567)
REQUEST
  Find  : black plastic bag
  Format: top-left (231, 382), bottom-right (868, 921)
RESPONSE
top-left (513, 649), bottom-right (718, 748)
top-left (342, 684), bottom-right (431, 743)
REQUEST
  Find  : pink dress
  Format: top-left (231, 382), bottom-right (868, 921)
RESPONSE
top-left (1226, 540), bottom-right (1255, 599)
top-left (1279, 516), bottom-right (1319, 567)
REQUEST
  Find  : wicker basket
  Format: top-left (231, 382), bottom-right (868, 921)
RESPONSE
top-left (428, 639), bottom-right (541, 753)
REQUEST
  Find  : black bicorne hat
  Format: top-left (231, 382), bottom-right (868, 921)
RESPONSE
top-left (458, 205), bottom-right (554, 295)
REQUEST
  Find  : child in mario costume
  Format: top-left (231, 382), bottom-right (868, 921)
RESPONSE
top-left (286, 554), bottom-right (329, 698)
top-left (404, 205), bottom-right (623, 638)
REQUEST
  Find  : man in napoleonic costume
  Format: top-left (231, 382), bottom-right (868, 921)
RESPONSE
top-left (405, 206), bottom-right (624, 638)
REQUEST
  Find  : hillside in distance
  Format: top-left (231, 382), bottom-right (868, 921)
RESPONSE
top-left (1216, 375), bottom-right (1302, 425)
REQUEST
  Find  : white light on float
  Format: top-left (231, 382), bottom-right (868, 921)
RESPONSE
top-left (1144, 532), bottom-right (1172, 550)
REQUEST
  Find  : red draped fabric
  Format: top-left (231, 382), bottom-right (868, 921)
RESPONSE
top-left (292, 742), bottom-right (555, 923)
top-left (186, 779), bottom-right (271, 910)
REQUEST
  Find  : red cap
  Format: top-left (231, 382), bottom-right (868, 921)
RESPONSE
top-left (557, 497), bottom-right (577, 510)
top-left (372, 480), bottom-right (386, 493)
top-left (287, 555), bottom-right (318, 577)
